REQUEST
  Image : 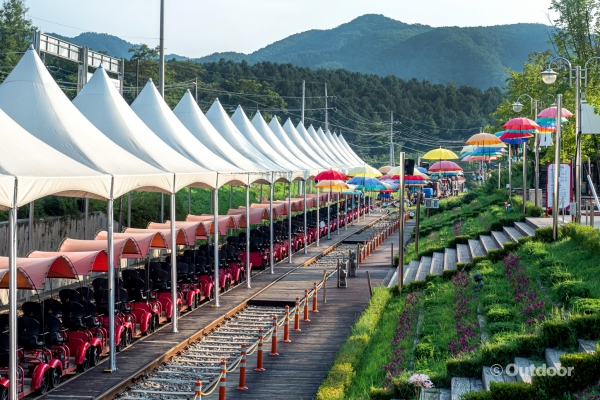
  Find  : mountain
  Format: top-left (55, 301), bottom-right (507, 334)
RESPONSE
top-left (48, 14), bottom-right (552, 88)
top-left (197, 15), bottom-right (552, 88)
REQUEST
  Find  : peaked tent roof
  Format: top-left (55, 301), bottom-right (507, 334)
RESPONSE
top-left (268, 117), bottom-right (322, 171)
top-left (337, 134), bottom-right (364, 164)
top-left (173, 92), bottom-right (269, 183)
top-left (250, 111), bottom-right (315, 176)
top-left (308, 125), bottom-right (346, 168)
top-left (282, 119), bottom-right (330, 169)
top-left (131, 80), bottom-right (246, 188)
top-left (74, 67), bottom-right (217, 191)
top-left (325, 129), bottom-right (357, 166)
top-left (297, 122), bottom-right (345, 169)
top-left (231, 105), bottom-right (306, 180)
top-left (0, 47), bottom-right (172, 198)
top-left (315, 127), bottom-right (350, 167)
top-left (331, 132), bottom-right (362, 165)
top-left (204, 99), bottom-right (285, 182)
top-left (0, 109), bottom-right (110, 208)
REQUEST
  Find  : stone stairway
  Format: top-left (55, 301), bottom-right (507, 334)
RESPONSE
top-left (389, 218), bottom-right (554, 287)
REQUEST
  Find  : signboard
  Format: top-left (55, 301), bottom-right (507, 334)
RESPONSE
top-left (546, 162), bottom-right (572, 209)
top-left (581, 102), bottom-right (600, 135)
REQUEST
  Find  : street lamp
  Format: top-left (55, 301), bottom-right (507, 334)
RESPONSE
top-left (512, 101), bottom-right (524, 113)
top-left (541, 56), bottom-right (600, 223)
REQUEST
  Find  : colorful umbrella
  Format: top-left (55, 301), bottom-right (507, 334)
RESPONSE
top-left (315, 180), bottom-right (349, 192)
top-left (503, 117), bottom-right (540, 131)
top-left (378, 165), bottom-right (393, 174)
top-left (314, 169), bottom-right (348, 181)
top-left (416, 167), bottom-right (429, 174)
top-left (347, 164), bottom-right (382, 177)
top-left (466, 132), bottom-right (502, 146)
top-left (537, 106), bottom-right (573, 119)
top-left (429, 160), bottom-right (463, 172)
top-left (422, 146), bottom-right (459, 160)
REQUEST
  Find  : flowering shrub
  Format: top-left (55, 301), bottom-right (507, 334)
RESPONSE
top-left (453, 220), bottom-right (464, 236)
top-left (503, 254), bottom-right (547, 326)
top-left (408, 373), bottom-right (434, 399)
top-left (448, 272), bottom-right (480, 357)
top-left (382, 292), bottom-right (422, 387)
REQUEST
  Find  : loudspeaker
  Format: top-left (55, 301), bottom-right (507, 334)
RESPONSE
top-left (404, 159), bottom-right (415, 175)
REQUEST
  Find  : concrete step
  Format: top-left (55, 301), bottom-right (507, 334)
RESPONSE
top-left (423, 388), bottom-right (451, 400)
top-left (491, 230), bottom-right (510, 248)
top-left (444, 248), bottom-right (457, 271)
top-left (416, 256), bottom-right (432, 281)
top-left (578, 339), bottom-right (597, 354)
top-left (482, 366), bottom-right (517, 390)
top-left (515, 221), bottom-right (535, 237)
top-left (468, 239), bottom-right (486, 258)
top-left (456, 244), bottom-right (472, 264)
top-left (479, 235), bottom-right (500, 254)
top-left (514, 357), bottom-right (534, 384)
top-left (545, 348), bottom-right (564, 370)
top-left (404, 260), bottom-right (420, 284)
top-left (451, 377), bottom-right (483, 399)
top-left (525, 217), bottom-right (554, 230)
top-left (431, 252), bottom-right (444, 275)
top-left (503, 226), bottom-right (523, 242)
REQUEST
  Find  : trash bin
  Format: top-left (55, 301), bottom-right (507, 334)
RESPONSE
top-left (528, 189), bottom-right (542, 207)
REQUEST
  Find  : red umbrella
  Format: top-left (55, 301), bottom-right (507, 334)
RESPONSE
top-left (314, 169), bottom-right (347, 181)
top-left (500, 132), bottom-right (534, 140)
top-left (537, 106), bottom-right (573, 119)
top-left (503, 117), bottom-right (540, 131)
top-left (429, 161), bottom-right (462, 172)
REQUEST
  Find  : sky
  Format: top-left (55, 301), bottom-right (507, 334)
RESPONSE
top-left (26, 0), bottom-right (554, 57)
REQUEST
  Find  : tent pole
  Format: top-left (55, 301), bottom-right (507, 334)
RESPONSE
top-left (213, 187), bottom-right (220, 307)
top-left (229, 185), bottom-right (233, 210)
top-left (303, 181), bottom-right (308, 254)
top-left (269, 182), bottom-right (274, 274)
top-left (84, 198), bottom-right (89, 240)
top-left (106, 187), bottom-right (117, 371)
top-left (188, 187), bottom-right (191, 216)
top-left (259, 184), bottom-right (263, 202)
top-left (209, 189), bottom-right (213, 214)
top-left (8, 190), bottom-right (17, 400)
top-left (170, 193), bottom-right (178, 332)
top-left (344, 195), bottom-right (347, 230)
top-left (29, 201), bottom-right (34, 252)
top-left (161, 193), bottom-right (164, 222)
top-left (127, 192), bottom-right (131, 228)
top-left (327, 191), bottom-right (331, 239)
top-left (245, 184), bottom-right (251, 288)
top-left (316, 188), bottom-right (320, 247)
top-left (337, 193), bottom-right (340, 235)
top-left (288, 182), bottom-right (292, 263)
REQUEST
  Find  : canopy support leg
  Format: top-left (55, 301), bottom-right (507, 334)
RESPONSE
top-left (288, 182), bottom-right (292, 263)
top-left (8, 197), bottom-right (17, 400)
top-left (327, 192), bottom-right (331, 240)
top-left (316, 188), bottom-right (320, 247)
top-left (245, 184), bottom-right (251, 288)
top-left (84, 198), bottom-right (89, 239)
top-left (269, 182), bottom-right (274, 274)
top-left (127, 192), bottom-right (131, 228)
top-left (170, 193), bottom-right (178, 333)
top-left (303, 181), bottom-right (307, 254)
top-left (28, 201), bottom-right (34, 252)
top-left (106, 192), bottom-right (117, 372)
top-left (214, 188), bottom-right (220, 307)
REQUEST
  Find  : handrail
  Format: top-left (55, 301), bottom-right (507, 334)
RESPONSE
top-left (586, 174), bottom-right (600, 214)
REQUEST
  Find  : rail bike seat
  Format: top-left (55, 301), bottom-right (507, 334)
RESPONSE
top-left (42, 299), bottom-right (62, 318)
top-left (22, 302), bottom-right (43, 320)
top-left (76, 287), bottom-right (95, 303)
top-left (125, 278), bottom-right (146, 302)
top-left (59, 288), bottom-right (82, 304)
top-left (17, 317), bottom-right (45, 349)
top-left (62, 302), bottom-right (86, 330)
top-left (92, 277), bottom-right (108, 292)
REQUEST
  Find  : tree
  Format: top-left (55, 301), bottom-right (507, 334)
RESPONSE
top-left (0, 0), bottom-right (34, 66)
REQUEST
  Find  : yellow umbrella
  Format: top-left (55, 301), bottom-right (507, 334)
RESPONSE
top-left (347, 164), bottom-right (382, 177)
top-left (422, 146), bottom-right (459, 160)
top-left (378, 165), bottom-right (393, 173)
top-left (465, 132), bottom-right (502, 146)
top-left (315, 180), bottom-right (350, 192)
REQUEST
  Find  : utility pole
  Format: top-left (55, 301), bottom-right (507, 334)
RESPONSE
top-left (158, 0), bottom-right (165, 97)
top-left (301, 80), bottom-right (305, 125)
top-left (390, 111), bottom-right (394, 166)
top-left (325, 83), bottom-right (328, 131)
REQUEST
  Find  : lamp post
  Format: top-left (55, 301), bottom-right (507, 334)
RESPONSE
top-left (511, 94), bottom-right (539, 214)
top-left (541, 56), bottom-right (600, 223)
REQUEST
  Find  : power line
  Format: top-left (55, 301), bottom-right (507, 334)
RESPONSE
top-left (29, 15), bottom-right (160, 40)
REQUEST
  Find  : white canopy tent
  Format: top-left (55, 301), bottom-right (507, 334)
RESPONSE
top-left (325, 129), bottom-right (357, 166)
top-left (231, 105), bottom-right (308, 180)
top-left (0, 46), bottom-right (178, 374)
top-left (250, 111), bottom-right (316, 175)
top-left (308, 125), bottom-right (345, 168)
top-left (282, 118), bottom-right (331, 170)
top-left (131, 79), bottom-right (247, 188)
top-left (74, 67), bottom-right (217, 191)
top-left (337, 134), bottom-right (365, 164)
top-left (0, 47), bottom-right (173, 198)
top-left (269, 117), bottom-right (324, 170)
top-left (318, 127), bottom-right (354, 167)
top-left (204, 99), bottom-right (284, 182)
top-left (173, 91), bottom-right (270, 183)
top-left (297, 122), bottom-right (345, 169)
top-left (332, 132), bottom-right (363, 165)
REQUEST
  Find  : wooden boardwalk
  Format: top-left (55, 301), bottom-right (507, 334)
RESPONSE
top-left (222, 224), bottom-right (413, 400)
top-left (37, 215), bottom-right (383, 400)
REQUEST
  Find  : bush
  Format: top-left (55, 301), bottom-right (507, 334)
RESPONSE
top-left (533, 226), bottom-right (553, 242)
top-left (561, 223), bottom-right (600, 254)
top-left (489, 381), bottom-right (537, 399)
top-left (481, 340), bottom-right (520, 366)
top-left (442, 269), bottom-right (459, 281)
top-left (390, 376), bottom-right (415, 399)
top-left (368, 387), bottom-right (393, 400)
top-left (552, 281), bottom-right (592, 303)
top-left (542, 267), bottom-right (574, 286)
top-left (487, 248), bottom-right (507, 262)
top-left (488, 321), bottom-right (520, 335)
top-left (415, 342), bottom-right (435, 358)
top-left (570, 313), bottom-right (600, 339)
top-left (570, 298), bottom-right (600, 314)
top-left (539, 319), bottom-right (576, 349)
top-left (486, 306), bottom-right (517, 323)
